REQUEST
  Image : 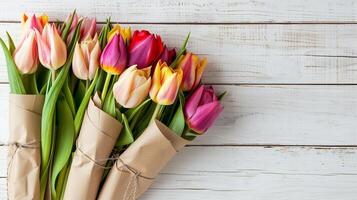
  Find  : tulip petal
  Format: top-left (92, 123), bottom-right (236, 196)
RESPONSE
top-left (36, 29), bottom-right (51, 69)
top-left (88, 41), bottom-right (101, 80)
top-left (49, 25), bottom-right (67, 69)
top-left (13, 30), bottom-right (38, 74)
top-left (184, 85), bottom-right (204, 119)
top-left (188, 101), bottom-right (223, 134)
top-left (156, 73), bottom-right (180, 105)
top-left (72, 43), bottom-right (88, 80)
top-left (125, 77), bottom-right (151, 108)
top-left (193, 57), bottom-right (207, 89)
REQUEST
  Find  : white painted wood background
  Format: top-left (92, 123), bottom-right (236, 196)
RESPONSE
top-left (1, 0), bottom-right (357, 199)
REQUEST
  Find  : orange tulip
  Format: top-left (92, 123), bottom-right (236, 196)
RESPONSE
top-left (149, 60), bottom-right (182, 105)
top-left (177, 52), bottom-right (207, 91)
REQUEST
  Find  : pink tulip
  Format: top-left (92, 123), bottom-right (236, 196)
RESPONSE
top-left (178, 52), bottom-right (207, 91)
top-left (113, 65), bottom-right (151, 108)
top-left (72, 35), bottom-right (101, 80)
top-left (158, 45), bottom-right (176, 65)
top-left (128, 30), bottom-right (164, 69)
top-left (66, 14), bottom-right (96, 43)
top-left (184, 85), bottom-right (223, 134)
top-left (13, 30), bottom-right (38, 74)
top-left (100, 33), bottom-right (127, 75)
top-left (36, 24), bottom-right (67, 70)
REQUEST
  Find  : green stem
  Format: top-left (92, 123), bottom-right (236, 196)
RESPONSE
top-left (101, 73), bottom-right (112, 102)
top-left (86, 79), bottom-right (89, 90)
top-left (150, 103), bottom-right (162, 124)
top-left (51, 70), bottom-right (56, 83)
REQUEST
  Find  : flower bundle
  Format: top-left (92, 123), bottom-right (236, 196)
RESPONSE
top-left (2, 11), bottom-right (225, 200)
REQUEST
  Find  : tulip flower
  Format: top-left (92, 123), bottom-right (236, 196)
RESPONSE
top-left (72, 34), bottom-right (101, 80)
top-left (128, 30), bottom-right (164, 69)
top-left (13, 30), bottom-right (38, 74)
top-left (113, 65), bottom-right (151, 108)
top-left (178, 52), bottom-right (207, 91)
top-left (36, 24), bottom-right (67, 70)
top-left (100, 33), bottom-right (127, 75)
top-left (21, 13), bottom-right (48, 33)
top-left (158, 45), bottom-right (176, 66)
top-left (66, 14), bottom-right (96, 43)
top-left (149, 60), bottom-right (182, 105)
top-left (108, 24), bottom-right (131, 45)
top-left (184, 85), bottom-right (223, 134)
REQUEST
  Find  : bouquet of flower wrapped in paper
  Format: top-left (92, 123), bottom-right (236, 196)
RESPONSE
top-left (2, 10), bottom-right (225, 200)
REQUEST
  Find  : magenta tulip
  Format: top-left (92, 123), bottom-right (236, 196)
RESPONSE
top-left (128, 30), bottom-right (164, 69)
top-left (184, 85), bottom-right (223, 134)
top-left (100, 33), bottom-right (127, 75)
top-left (158, 45), bottom-right (176, 65)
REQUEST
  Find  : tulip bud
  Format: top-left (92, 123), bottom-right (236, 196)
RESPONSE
top-left (13, 30), bottom-right (38, 74)
top-left (108, 24), bottom-right (131, 45)
top-left (113, 65), bottom-right (151, 108)
top-left (67, 15), bottom-right (96, 43)
top-left (184, 85), bottom-right (223, 134)
top-left (158, 45), bottom-right (176, 66)
top-left (72, 34), bottom-right (101, 80)
top-left (178, 52), bottom-right (207, 91)
top-left (149, 60), bottom-right (182, 105)
top-left (36, 24), bottom-right (67, 70)
top-left (128, 30), bottom-right (164, 69)
top-left (100, 33), bottom-right (127, 75)
top-left (21, 13), bottom-right (48, 34)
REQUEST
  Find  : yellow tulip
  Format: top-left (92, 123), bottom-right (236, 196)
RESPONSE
top-left (149, 60), bottom-right (183, 105)
top-left (108, 24), bottom-right (131, 45)
top-left (113, 65), bottom-right (151, 108)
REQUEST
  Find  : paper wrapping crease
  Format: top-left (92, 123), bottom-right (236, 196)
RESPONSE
top-left (98, 119), bottom-right (189, 200)
top-left (8, 94), bottom-right (44, 200)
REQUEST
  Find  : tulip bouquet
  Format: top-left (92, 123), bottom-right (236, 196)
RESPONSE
top-left (2, 10), bottom-right (225, 200)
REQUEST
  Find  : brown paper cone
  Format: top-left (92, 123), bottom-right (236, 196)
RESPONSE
top-left (98, 120), bottom-right (189, 200)
top-left (63, 98), bottom-right (122, 200)
top-left (7, 94), bottom-right (44, 200)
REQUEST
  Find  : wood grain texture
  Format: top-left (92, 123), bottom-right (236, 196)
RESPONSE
top-left (1, 23), bottom-right (357, 84)
top-left (1, 84), bottom-right (357, 145)
top-left (1, 146), bottom-right (357, 199)
top-left (1, 0), bottom-right (357, 23)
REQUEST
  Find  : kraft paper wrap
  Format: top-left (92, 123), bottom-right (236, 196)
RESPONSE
top-left (98, 119), bottom-right (190, 200)
top-left (63, 97), bottom-right (122, 200)
top-left (7, 94), bottom-right (44, 200)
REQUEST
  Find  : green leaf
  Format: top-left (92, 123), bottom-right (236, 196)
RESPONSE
top-left (132, 101), bottom-right (156, 138)
top-left (116, 114), bottom-right (134, 147)
top-left (22, 73), bottom-right (39, 94)
top-left (124, 98), bottom-right (151, 121)
top-left (63, 77), bottom-right (76, 116)
top-left (74, 81), bottom-right (86, 109)
top-left (0, 37), bottom-right (26, 94)
top-left (168, 90), bottom-right (186, 136)
top-left (171, 32), bottom-right (190, 68)
top-left (102, 86), bottom-right (116, 117)
top-left (182, 130), bottom-right (198, 141)
top-left (218, 91), bottom-right (227, 101)
top-left (40, 21), bottom-right (82, 199)
top-left (74, 70), bottom-right (99, 137)
top-left (61, 9), bottom-right (76, 41)
top-left (6, 32), bottom-right (15, 54)
top-left (51, 94), bottom-right (74, 199)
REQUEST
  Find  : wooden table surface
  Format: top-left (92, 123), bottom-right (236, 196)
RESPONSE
top-left (1, 0), bottom-right (357, 199)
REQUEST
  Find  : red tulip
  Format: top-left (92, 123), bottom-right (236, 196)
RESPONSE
top-left (184, 85), bottom-right (223, 134)
top-left (128, 30), bottom-right (164, 69)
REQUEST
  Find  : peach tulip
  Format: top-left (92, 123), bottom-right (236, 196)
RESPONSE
top-left (36, 24), bottom-right (67, 70)
top-left (21, 13), bottom-right (48, 34)
top-left (13, 30), bottom-right (38, 74)
top-left (149, 60), bottom-right (182, 105)
top-left (72, 34), bottom-right (101, 80)
top-left (113, 65), bottom-right (151, 108)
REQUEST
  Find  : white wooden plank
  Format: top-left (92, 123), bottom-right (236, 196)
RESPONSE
top-left (1, 23), bottom-right (357, 84)
top-left (1, 146), bottom-right (357, 199)
top-left (1, 0), bottom-right (357, 23)
top-left (1, 84), bottom-right (357, 145)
